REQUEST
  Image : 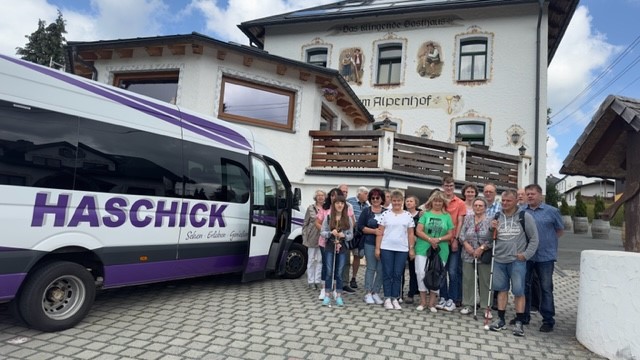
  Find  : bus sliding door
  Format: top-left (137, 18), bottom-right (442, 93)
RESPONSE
top-left (243, 155), bottom-right (291, 282)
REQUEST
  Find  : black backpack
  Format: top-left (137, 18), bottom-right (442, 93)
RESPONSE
top-left (423, 246), bottom-right (445, 291)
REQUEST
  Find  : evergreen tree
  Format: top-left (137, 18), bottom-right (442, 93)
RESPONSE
top-left (593, 195), bottom-right (606, 219)
top-left (545, 181), bottom-right (560, 207)
top-left (575, 191), bottom-right (588, 217)
top-left (16, 11), bottom-right (67, 68)
top-left (560, 198), bottom-right (570, 216)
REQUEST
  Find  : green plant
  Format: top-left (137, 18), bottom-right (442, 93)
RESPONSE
top-left (611, 205), bottom-right (624, 227)
top-left (545, 183), bottom-right (561, 207)
top-left (593, 195), bottom-right (606, 219)
top-left (560, 198), bottom-right (570, 216)
top-left (574, 191), bottom-right (587, 217)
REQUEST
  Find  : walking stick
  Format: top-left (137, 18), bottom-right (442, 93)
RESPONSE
top-left (484, 213), bottom-right (500, 330)
top-left (473, 257), bottom-right (478, 321)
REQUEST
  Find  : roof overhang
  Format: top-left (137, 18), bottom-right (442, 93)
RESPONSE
top-left (65, 33), bottom-right (374, 126)
top-left (561, 95), bottom-right (640, 179)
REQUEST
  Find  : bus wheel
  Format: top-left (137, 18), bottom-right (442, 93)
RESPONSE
top-left (283, 242), bottom-right (307, 279)
top-left (18, 261), bottom-right (96, 332)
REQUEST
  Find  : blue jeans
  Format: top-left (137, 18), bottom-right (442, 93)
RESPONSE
top-left (525, 260), bottom-right (555, 326)
top-left (440, 249), bottom-right (461, 302)
top-left (324, 246), bottom-right (346, 294)
top-left (364, 243), bottom-right (383, 294)
top-left (380, 249), bottom-right (408, 299)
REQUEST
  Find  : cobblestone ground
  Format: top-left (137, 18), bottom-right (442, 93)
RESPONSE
top-left (0, 267), bottom-right (603, 360)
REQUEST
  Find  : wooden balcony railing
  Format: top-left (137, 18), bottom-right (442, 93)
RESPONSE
top-left (309, 130), bottom-right (529, 187)
top-left (309, 130), bottom-right (382, 168)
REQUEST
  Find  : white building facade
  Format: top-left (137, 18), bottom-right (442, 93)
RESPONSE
top-left (240, 0), bottom-right (579, 187)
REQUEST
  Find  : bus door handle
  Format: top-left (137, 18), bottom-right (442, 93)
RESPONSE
top-left (252, 226), bottom-right (256, 237)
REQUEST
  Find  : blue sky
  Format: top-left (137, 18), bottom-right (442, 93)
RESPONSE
top-left (1, 0), bottom-right (638, 178)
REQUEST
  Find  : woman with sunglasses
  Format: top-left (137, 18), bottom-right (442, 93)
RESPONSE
top-left (458, 197), bottom-right (493, 315)
top-left (358, 188), bottom-right (387, 305)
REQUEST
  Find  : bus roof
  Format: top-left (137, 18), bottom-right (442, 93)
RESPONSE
top-left (0, 53), bottom-right (255, 154)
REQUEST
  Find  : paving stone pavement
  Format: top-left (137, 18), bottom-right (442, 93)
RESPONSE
top-left (0, 260), bottom-right (604, 360)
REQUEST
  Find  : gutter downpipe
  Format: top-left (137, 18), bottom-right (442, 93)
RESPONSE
top-left (534, 0), bottom-right (544, 184)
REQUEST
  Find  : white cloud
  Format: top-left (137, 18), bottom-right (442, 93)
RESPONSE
top-left (546, 5), bottom-right (620, 176)
top-left (0, 0), bottom-right (60, 55)
top-left (545, 134), bottom-right (563, 178)
top-left (189, 0), bottom-right (333, 44)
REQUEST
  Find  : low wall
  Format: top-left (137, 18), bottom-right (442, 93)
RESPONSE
top-left (577, 250), bottom-right (640, 359)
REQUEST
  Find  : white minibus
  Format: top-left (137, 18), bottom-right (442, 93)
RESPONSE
top-left (0, 54), bottom-right (304, 332)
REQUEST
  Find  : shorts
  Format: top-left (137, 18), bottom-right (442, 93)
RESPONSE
top-left (352, 248), bottom-right (364, 258)
top-left (491, 260), bottom-right (526, 296)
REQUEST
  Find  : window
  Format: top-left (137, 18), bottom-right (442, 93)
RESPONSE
top-left (377, 44), bottom-right (402, 85)
top-left (114, 71), bottom-right (179, 104)
top-left (306, 48), bottom-right (328, 67)
top-left (219, 76), bottom-right (295, 131)
top-left (456, 122), bottom-right (486, 145)
top-left (0, 100), bottom-right (79, 190)
top-left (458, 38), bottom-right (487, 81)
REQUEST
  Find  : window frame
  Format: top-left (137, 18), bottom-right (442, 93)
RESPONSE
top-left (455, 121), bottom-right (486, 145)
top-left (218, 76), bottom-right (296, 132)
top-left (376, 43), bottom-right (403, 85)
top-left (113, 71), bottom-right (179, 104)
top-left (306, 47), bottom-right (328, 67)
top-left (456, 36), bottom-right (490, 82)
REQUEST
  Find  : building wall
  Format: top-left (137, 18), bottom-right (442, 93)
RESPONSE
top-left (88, 47), bottom-right (362, 202)
top-left (258, 3), bottom-right (547, 185)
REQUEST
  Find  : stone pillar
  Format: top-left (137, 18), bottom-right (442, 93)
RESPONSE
top-left (453, 143), bottom-right (467, 182)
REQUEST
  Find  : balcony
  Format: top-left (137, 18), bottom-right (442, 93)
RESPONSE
top-left (308, 130), bottom-right (531, 189)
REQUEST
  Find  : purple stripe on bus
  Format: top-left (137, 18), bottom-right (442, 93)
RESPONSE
top-left (0, 55), bottom-right (252, 151)
top-left (103, 254), bottom-right (245, 287)
top-left (245, 255), bottom-right (268, 273)
top-left (0, 273), bottom-right (26, 301)
top-left (0, 247), bottom-right (23, 252)
top-left (92, 82), bottom-right (252, 150)
top-left (291, 217), bottom-right (304, 226)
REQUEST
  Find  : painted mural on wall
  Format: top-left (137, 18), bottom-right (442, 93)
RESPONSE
top-left (339, 48), bottom-right (364, 85)
top-left (417, 41), bottom-right (442, 79)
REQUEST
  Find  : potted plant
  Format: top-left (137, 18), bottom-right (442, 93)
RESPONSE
top-left (560, 198), bottom-right (573, 232)
top-left (591, 195), bottom-right (610, 239)
top-left (321, 87), bottom-right (338, 102)
top-left (573, 191), bottom-right (588, 234)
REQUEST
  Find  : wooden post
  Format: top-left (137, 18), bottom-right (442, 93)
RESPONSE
top-left (625, 131), bottom-right (640, 252)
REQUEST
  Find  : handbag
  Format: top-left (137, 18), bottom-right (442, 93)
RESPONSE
top-left (480, 248), bottom-right (492, 264)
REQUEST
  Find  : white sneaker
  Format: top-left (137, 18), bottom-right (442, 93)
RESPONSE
top-left (460, 306), bottom-right (472, 315)
top-left (372, 293), bottom-right (384, 305)
top-left (318, 288), bottom-right (325, 300)
top-left (435, 297), bottom-right (446, 309)
top-left (443, 299), bottom-right (456, 312)
top-left (364, 294), bottom-right (375, 304)
top-left (384, 298), bottom-right (394, 309)
top-left (398, 298), bottom-right (403, 304)
top-left (416, 305), bottom-right (426, 311)
top-left (392, 299), bottom-right (402, 310)
top-left (429, 307), bottom-right (438, 313)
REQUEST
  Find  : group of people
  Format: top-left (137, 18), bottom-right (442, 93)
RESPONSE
top-left (300, 178), bottom-right (564, 338)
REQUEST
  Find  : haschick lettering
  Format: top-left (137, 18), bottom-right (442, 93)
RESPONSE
top-left (30, 192), bottom-right (227, 228)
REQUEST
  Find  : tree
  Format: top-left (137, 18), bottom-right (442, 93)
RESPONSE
top-left (16, 11), bottom-right (67, 68)
top-left (575, 191), bottom-right (588, 217)
top-left (545, 182), bottom-right (560, 207)
top-left (560, 198), bottom-right (571, 216)
top-left (593, 195), bottom-right (606, 219)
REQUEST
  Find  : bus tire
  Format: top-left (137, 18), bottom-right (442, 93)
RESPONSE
top-left (283, 242), bottom-right (307, 279)
top-left (18, 261), bottom-right (96, 332)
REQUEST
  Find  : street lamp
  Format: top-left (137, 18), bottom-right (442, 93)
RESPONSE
top-left (518, 145), bottom-right (527, 156)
